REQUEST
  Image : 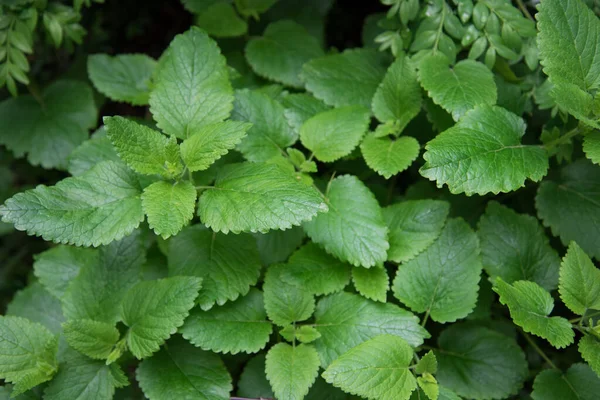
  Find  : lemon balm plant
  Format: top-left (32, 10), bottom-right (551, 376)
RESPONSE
top-left (1, 0), bottom-right (600, 398)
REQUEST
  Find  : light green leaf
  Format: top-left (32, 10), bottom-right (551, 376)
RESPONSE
top-left (478, 201), bottom-right (560, 290)
top-left (168, 224), bottom-right (262, 310)
top-left (360, 134), bottom-right (420, 179)
top-left (149, 27), bottom-right (233, 139)
top-left (6, 283), bottom-right (64, 334)
top-left (418, 54), bottom-right (497, 121)
top-left (384, 200), bottom-right (450, 263)
top-left (255, 226), bottom-right (305, 266)
top-left (420, 105), bottom-right (549, 195)
top-left (436, 323), bottom-right (527, 399)
top-left (314, 292), bottom-right (429, 368)
top-left (302, 48), bottom-right (389, 108)
top-left (231, 89), bottom-right (297, 161)
top-left (559, 242), bottom-right (600, 315)
top-left (195, 2), bottom-right (247, 38)
top-left (63, 320), bottom-right (120, 360)
top-left (536, 159), bottom-right (600, 259)
top-left (0, 161), bottom-right (144, 247)
top-left (0, 80), bottom-right (97, 169)
top-left (580, 335), bottom-right (600, 377)
top-left (531, 363), bottom-right (600, 400)
top-left (584, 131), bottom-right (600, 165)
top-left (121, 276), bottom-right (202, 359)
top-left (417, 374), bottom-right (439, 400)
top-left (323, 335), bottom-right (417, 400)
top-left (88, 54), bottom-right (156, 105)
top-left (180, 121), bottom-right (252, 172)
top-left (142, 181), bottom-right (197, 239)
top-left (180, 289), bottom-right (272, 354)
top-left (104, 116), bottom-right (183, 178)
top-left (393, 218), bottom-right (481, 323)
top-left (352, 265), bottom-right (389, 303)
top-left (199, 162), bottom-right (327, 234)
top-left (68, 129), bottom-right (121, 176)
top-left (263, 264), bottom-right (315, 326)
top-left (415, 351), bottom-right (437, 375)
top-left (237, 354), bottom-right (274, 399)
top-left (280, 242), bottom-right (351, 295)
top-left (246, 20), bottom-right (324, 88)
top-left (280, 325), bottom-right (321, 344)
top-left (550, 82), bottom-right (600, 129)
top-left (304, 175), bottom-right (388, 268)
top-left (266, 343), bottom-right (320, 400)
top-left (137, 336), bottom-right (232, 400)
top-left (300, 106), bottom-right (370, 162)
top-left (282, 93), bottom-right (330, 135)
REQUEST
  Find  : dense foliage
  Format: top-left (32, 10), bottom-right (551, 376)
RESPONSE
top-left (1, 0), bottom-right (600, 398)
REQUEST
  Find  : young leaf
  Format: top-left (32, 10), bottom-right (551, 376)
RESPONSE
top-left (63, 320), bottom-right (120, 360)
top-left (493, 279), bottom-right (574, 348)
top-left (137, 336), bottom-right (232, 400)
top-left (393, 218), bottom-right (482, 323)
top-left (149, 27), bottom-right (234, 139)
top-left (87, 54), bottom-right (156, 105)
top-left (302, 48), bottom-right (389, 108)
top-left (180, 121), bottom-right (252, 171)
top-left (246, 20), bottom-right (324, 88)
top-left (360, 134), bottom-right (420, 179)
top-left (263, 264), bottom-right (315, 326)
top-left (282, 93), bottom-right (330, 135)
top-left (559, 242), bottom-right (600, 315)
top-left (352, 265), bottom-right (389, 302)
top-left (579, 335), bottom-right (600, 377)
top-left (0, 161), bottom-right (144, 247)
top-left (168, 225), bottom-right (262, 310)
top-left (304, 175), bottom-right (388, 268)
top-left (121, 276), bottom-right (202, 359)
top-left (0, 80), bottom-right (97, 169)
top-left (420, 105), bottom-right (549, 195)
top-left (418, 54), bottom-right (497, 121)
top-left (323, 335), bottom-right (417, 400)
top-left (531, 363), bottom-right (600, 400)
top-left (6, 283), bottom-right (64, 335)
top-left (300, 106), bottom-right (370, 162)
top-left (68, 129), bottom-right (121, 176)
top-left (104, 116), bottom-right (183, 178)
top-left (416, 351), bottom-right (437, 375)
top-left (198, 162), bottom-right (327, 234)
top-left (417, 374), bottom-right (439, 400)
top-left (265, 343), bottom-right (320, 400)
top-left (584, 131), bottom-right (600, 165)
top-left (314, 292), bottom-right (429, 367)
top-left (384, 200), bottom-right (450, 263)
top-left (180, 289), bottom-right (272, 354)
top-left (141, 181), bottom-right (197, 239)
top-left (478, 201), bottom-right (560, 290)
top-left (436, 323), bottom-right (528, 399)
top-left (280, 325), bottom-right (321, 344)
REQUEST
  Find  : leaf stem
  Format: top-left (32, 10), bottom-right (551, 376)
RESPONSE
top-left (515, 0), bottom-right (534, 21)
top-left (195, 185), bottom-right (214, 190)
top-left (543, 127), bottom-right (585, 151)
top-left (519, 329), bottom-right (559, 370)
top-left (421, 310), bottom-right (430, 328)
top-left (569, 311), bottom-right (600, 323)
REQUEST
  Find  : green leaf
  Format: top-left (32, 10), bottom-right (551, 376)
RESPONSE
top-left (263, 264), bottom-right (315, 326)
top-left (180, 121), bottom-right (252, 172)
top-left (0, 161), bottom-right (144, 247)
top-left (372, 53), bottom-right (422, 129)
top-left (255, 226), bottom-right (305, 266)
top-left (531, 363), bottom-right (600, 400)
top-left (168, 224), bottom-right (262, 309)
top-left (199, 162), bottom-right (327, 233)
top-left (137, 336), bottom-right (232, 400)
top-left (0, 316), bottom-right (58, 394)
top-left (302, 48), bottom-right (389, 108)
top-left (121, 276), bottom-right (202, 359)
top-left (416, 351), bottom-right (437, 375)
top-left (63, 320), bottom-right (120, 360)
top-left (43, 350), bottom-right (128, 400)
top-left (352, 265), bottom-right (389, 302)
top-left (323, 335), bottom-right (417, 400)
top-left (580, 335), bottom-right (600, 377)
top-left (246, 20), bottom-right (324, 88)
top-left (68, 129), bottom-right (121, 177)
top-left (417, 374), bottom-right (439, 400)
top-left (104, 116), bottom-right (183, 178)
top-left (393, 218), bottom-right (481, 323)
top-left (235, 0), bottom-right (277, 17)
top-left (237, 354), bottom-right (274, 399)
top-left (550, 82), bottom-right (600, 129)
top-left (436, 323), bottom-right (527, 399)
top-left (493, 278), bottom-right (574, 348)
top-left (88, 54), bottom-right (156, 105)
top-left (149, 27), bottom-right (233, 139)
top-left (418, 54), bottom-right (497, 121)
top-left (0, 80), bottom-right (97, 169)
top-left (6, 283), bottom-right (64, 334)
top-left (584, 131), bottom-right (600, 165)
top-left (300, 106), bottom-right (370, 162)
top-left (142, 181), bottom-right (197, 239)
top-left (231, 89), bottom-right (297, 161)
top-left (360, 134), bottom-right (420, 179)
top-left (282, 93), bottom-right (330, 135)
top-left (195, 2), bottom-right (247, 38)
top-left (478, 201), bottom-right (560, 290)
top-left (420, 105), bottom-right (549, 195)
top-left (180, 288), bottom-right (272, 354)
top-left (536, 159), bottom-right (600, 259)
top-left (304, 175), bottom-right (388, 268)
top-left (265, 343), bottom-right (320, 400)
top-left (314, 292), bottom-right (429, 367)
top-left (280, 325), bottom-right (322, 344)
top-left (537, 0), bottom-right (600, 91)
top-left (559, 242), bottom-right (600, 315)
top-left (384, 200), bottom-right (450, 263)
